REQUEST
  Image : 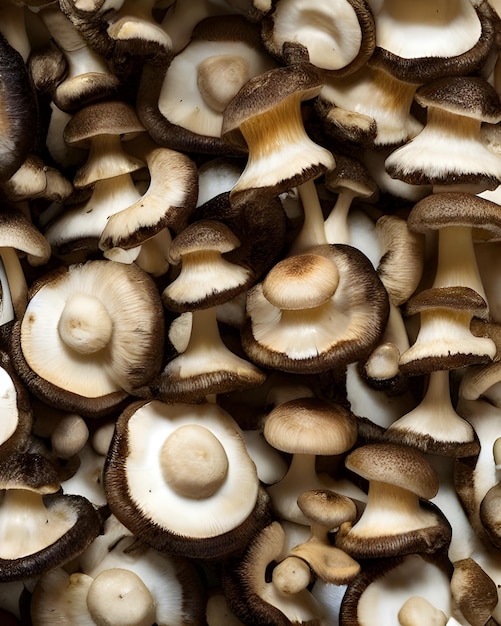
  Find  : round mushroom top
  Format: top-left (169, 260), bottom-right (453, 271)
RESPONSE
top-left (345, 443), bottom-right (439, 500)
top-left (19, 260), bottom-right (164, 402)
top-left (263, 397), bottom-right (357, 455)
top-left (63, 101), bottom-right (145, 147)
top-left (168, 220), bottom-right (241, 264)
top-left (325, 153), bottom-right (378, 199)
top-left (262, 254), bottom-right (340, 310)
top-left (106, 400), bottom-right (260, 540)
top-left (408, 192), bottom-right (501, 238)
top-left (415, 76), bottom-right (501, 123)
top-left (297, 489), bottom-right (358, 528)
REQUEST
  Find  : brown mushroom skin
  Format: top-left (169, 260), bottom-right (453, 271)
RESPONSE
top-left (0, 33), bottom-right (38, 181)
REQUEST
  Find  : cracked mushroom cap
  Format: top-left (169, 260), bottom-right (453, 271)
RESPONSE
top-left (242, 244), bottom-right (389, 374)
top-left (10, 260), bottom-right (164, 418)
top-left (104, 400), bottom-right (271, 560)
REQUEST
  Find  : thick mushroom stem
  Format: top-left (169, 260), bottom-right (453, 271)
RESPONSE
top-left (324, 189), bottom-right (356, 245)
top-left (159, 424), bottom-right (229, 499)
top-left (86, 568), bottom-right (156, 626)
top-left (58, 293), bottom-right (113, 354)
top-left (433, 225), bottom-right (486, 301)
top-left (387, 370), bottom-right (476, 455)
top-left (345, 480), bottom-right (438, 536)
top-left (230, 90), bottom-right (334, 199)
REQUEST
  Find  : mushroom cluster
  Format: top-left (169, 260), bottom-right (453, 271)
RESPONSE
top-left (2, 1), bottom-right (501, 625)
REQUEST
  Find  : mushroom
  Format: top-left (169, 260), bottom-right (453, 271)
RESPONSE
top-left (10, 259), bottom-right (164, 417)
top-left (262, 397), bottom-right (365, 524)
top-left (385, 76), bottom-right (501, 190)
top-left (0, 449), bottom-right (101, 582)
top-left (104, 399), bottom-right (272, 559)
top-left (242, 244), bottom-right (389, 374)
top-left (137, 15), bottom-right (277, 155)
top-left (261, 0), bottom-right (376, 75)
top-left (335, 442), bottom-right (452, 558)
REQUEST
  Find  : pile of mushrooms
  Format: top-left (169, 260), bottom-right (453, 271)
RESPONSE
top-left (3, 0), bottom-right (501, 624)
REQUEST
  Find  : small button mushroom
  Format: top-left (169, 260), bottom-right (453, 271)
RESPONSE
top-left (289, 490), bottom-right (361, 585)
top-left (10, 260), bottom-right (164, 418)
top-left (335, 443), bottom-right (451, 559)
top-left (223, 521), bottom-right (326, 625)
top-left (104, 400), bottom-right (271, 559)
top-left (398, 596), bottom-right (447, 626)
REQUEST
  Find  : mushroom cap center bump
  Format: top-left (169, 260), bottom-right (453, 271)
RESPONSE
top-left (197, 55), bottom-right (250, 113)
top-left (58, 292), bottom-right (113, 354)
top-left (160, 424), bottom-right (229, 499)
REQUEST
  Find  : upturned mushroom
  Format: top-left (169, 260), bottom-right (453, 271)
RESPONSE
top-left (104, 399), bottom-right (271, 559)
top-left (10, 259), bottom-right (164, 417)
top-left (242, 244), bottom-right (389, 374)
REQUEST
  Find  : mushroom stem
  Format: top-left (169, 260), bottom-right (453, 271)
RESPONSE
top-left (289, 179), bottom-right (328, 255)
top-left (324, 189), bottom-right (355, 245)
top-left (58, 292), bottom-right (113, 354)
top-left (433, 225), bottom-right (487, 302)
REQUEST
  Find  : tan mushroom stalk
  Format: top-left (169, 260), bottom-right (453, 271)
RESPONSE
top-left (335, 443), bottom-right (451, 559)
top-left (0, 201), bottom-right (51, 321)
top-left (222, 63), bottom-right (335, 213)
top-left (104, 400), bottom-right (271, 559)
top-left (30, 2), bottom-right (119, 111)
top-left (262, 397), bottom-right (364, 525)
top-left (10, 260), bottom-right (164, 417)
top-left (261, 0), bottom-right (375, 75)
top-left (242, 245), bottom-right (389, 374)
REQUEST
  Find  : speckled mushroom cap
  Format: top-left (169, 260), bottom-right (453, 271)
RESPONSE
top-left (242, 244), bottom-right (389, 374)
top-left (345, 443), bottom-right (439, 499)
top-left (261, 0), bottom-right (376, 76)
top-left (10, 260), bottom-right (164, 418)
top-left (408, 191), bottom-right (501, 240)
top-left (367, 0), bottom-right (496, 83)
top-left (104, 400), bottom-right (272, 560)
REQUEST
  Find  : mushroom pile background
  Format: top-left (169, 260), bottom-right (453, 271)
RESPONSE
top-left (2, 0), bottom-right (501, 624)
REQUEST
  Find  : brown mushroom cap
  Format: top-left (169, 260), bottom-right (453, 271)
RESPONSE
top-left (345, 443), bottom-right (439, 500)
